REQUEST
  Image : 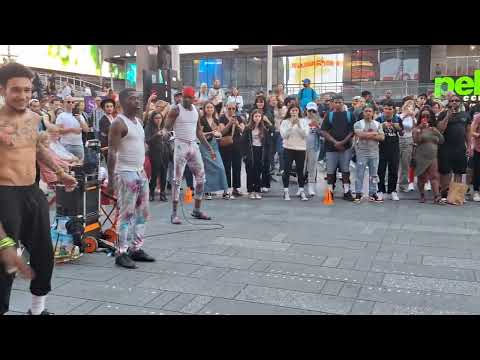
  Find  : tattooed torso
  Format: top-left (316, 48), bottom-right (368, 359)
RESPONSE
top-left (0, 108), bottom-right (39, 186)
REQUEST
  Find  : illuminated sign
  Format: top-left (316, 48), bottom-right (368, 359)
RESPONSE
top-left (434, 70), bottom-right (480, 101)
top-left (0, 45), bottom-right (124, 78)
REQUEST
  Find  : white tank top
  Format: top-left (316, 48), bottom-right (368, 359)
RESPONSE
top-left (115, 113), bottom-right (145, 172)
top-left (174, 104), bottom-right (198, 142)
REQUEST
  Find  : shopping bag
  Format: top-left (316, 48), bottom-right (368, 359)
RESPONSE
top-left (447, 181), bottom-right (468, 205)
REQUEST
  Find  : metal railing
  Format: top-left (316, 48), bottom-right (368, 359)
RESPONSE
top-left (38, 72), bottom-right (103, 96)
top-left (230, 81), bottom-right (435, 106)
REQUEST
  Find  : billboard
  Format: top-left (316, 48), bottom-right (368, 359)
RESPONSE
top-left (434, 70), bottom-right (480, 101)
top-left (0, 45), bottom-right (124, 78)
top-left (284, 54), bottom-right (344, 84)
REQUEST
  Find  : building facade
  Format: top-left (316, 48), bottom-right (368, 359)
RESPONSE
top-left (179, 45), bottom-right (430, 104)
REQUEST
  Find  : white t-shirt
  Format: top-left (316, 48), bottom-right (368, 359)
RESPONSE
top-left (61, 86), bottom-right (72, 99)
top-left (56, 112), bottom-right (84, 146)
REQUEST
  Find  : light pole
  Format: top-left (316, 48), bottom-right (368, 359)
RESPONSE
top-left (267, 45), bottom-right (273, 94)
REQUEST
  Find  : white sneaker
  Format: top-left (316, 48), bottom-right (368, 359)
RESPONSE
top-left (249, 192), bottom-right (255, 200)
top-left (408, 183), bottom-right (415, 192)
top-left (308, 188), bottom-right (316, 196)
top-left (391, 191), bottom-right (400, 201)
top-left (425, 182), bottom-right (431, 191)
top-left (283, 191), bottom-right (291, 201)
top-left (299, 191), bottom-right (309, 201)
top-left (205, 193), bottom-right (213, 200)
top-left (261, 187), bottom-right (269, 193)
top-left (296, 189), bottom-right (301, 197)
top-left (473, 192), bottom-right (480, 202)
top-left (255, 193), bottom-right (262, 200)
top-left (377, 192), bottom-right (384, 201)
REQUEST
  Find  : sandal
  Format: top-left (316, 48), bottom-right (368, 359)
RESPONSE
top-left (191, 211), bottom-right (212, 220)
top-left (434, 196), bottom-right (447, 205)
top-left (171, 214), bottom-right (182, 225)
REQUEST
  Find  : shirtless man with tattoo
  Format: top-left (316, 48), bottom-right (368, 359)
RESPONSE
top-left (0, 63), bottom-right (77, 315)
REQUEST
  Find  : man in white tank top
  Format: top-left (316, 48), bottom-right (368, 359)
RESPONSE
top-left (107, 88), bottom-right (155, 268)
top-left (162, 87), bottom-right (216, 224)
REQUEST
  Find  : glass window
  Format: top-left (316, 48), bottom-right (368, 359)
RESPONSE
top-left (402, 47), bottom-right (419, 80)
top-left (456, 57), bottom-right (468, 75)
top-left (261, 57), bottom-right (267, 87)
top-left (181, 59), bottom-right (193, 86)
top-left (379, 47), bottom-right (419, 81)
top-left (232, 57), bottom-right (246, 87)
top-left (379, 48), bottom-right (402, 80)
top-left (222, 58), bottom-right (232, 88)
top-left (193, 59), bottom-right (200, 87)
top-left (468, 56), bottom-right (480, 75)
top-left (301, 55), bottom-right (315, 84)
top-left (446, 57), bottom-right (456, 76)
top-left (246, 57), bottom-right (262, 86)
top-left (272, 56), bottom-right (279, 87)
top-left (351, 49), bottom-right (378, 82)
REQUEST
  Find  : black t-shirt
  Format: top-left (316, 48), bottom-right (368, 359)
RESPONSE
top-left (320, 111), bottom-right (354, 152)
top-left (218, 114), bottom-right (244, 141)
top-left (99, 115), bottom-right (111, 148)
top-left (436, 111), bottom-right (471, 148)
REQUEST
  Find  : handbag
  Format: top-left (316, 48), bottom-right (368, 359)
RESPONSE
top-left (219, 123), bottom-right (235, 147)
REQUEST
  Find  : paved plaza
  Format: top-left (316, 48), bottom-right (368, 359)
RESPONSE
top-left (7, 168), bottom-right (480, 315)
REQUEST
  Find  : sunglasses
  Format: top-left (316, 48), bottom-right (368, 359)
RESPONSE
top-left (227, 107), bottom-right (236, 110)
top-left (307, 109), bottom-right (317, 112)
top-left (450, 99), bottom-right (460, 103)
top-left (65, 101), bottom-right (74, 104)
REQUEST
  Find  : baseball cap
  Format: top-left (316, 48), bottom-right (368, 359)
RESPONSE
top-left (352, 96), bottom-right (362, 102)
top-left (306, 102), bottom-right (317, 111)
top-left (303, 78), bottom-right (311, 84)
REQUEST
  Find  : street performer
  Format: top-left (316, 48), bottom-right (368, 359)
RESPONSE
top-left (0, 63), bottom-right (77, 315)
top-left (162, 86), bottom-right (216, 224)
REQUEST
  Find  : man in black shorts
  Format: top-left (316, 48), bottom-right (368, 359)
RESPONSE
top-left (435, 95), bottom-right (472, 200)
top-left (0, 63), bottom-right (77, 315)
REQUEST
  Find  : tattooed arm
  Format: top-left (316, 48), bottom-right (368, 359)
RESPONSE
top-left (36, 141), bottom-right (77, 190)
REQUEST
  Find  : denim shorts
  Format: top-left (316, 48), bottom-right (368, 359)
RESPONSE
top-left (325, 148), bottom-right (352, 174)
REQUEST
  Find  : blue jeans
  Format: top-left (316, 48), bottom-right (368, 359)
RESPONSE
top-left (63, 144), bottom-right (84, 161)
top-left (317, 138), bottom-right (326, 162)
top-left (355, 153), bottom-right (379, 196)
top-left (274, 131), bottom-right (285, 171)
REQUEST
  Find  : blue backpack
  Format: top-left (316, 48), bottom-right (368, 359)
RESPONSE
top-left (327, 111), bottom-right (352, 125)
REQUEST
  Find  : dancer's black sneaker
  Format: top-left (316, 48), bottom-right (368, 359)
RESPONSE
top-left (115, 253), bottom-right (137, 269)
top-left (343, 191), bottom-right (354, 202)
top-left (27, 309), bottom-right (54, 315)
top-left (128, 249), bottom-right (155, 262)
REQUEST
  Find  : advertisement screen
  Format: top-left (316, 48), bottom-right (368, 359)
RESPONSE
top-left (284, 54), bottom-right (344, 85)
top-left (0, 45), bottom-right (124, 78)
top-left (195, 58), bottom-right (223, 87)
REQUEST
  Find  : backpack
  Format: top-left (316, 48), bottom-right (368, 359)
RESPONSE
top-left (328, 111), bottom-right (352, 125)
top-left (299, 87), bottom-right (315, 102)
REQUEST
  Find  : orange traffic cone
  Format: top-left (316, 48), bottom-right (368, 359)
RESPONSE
top-left (184, 187), bottom-right (193, 204)
top-left (322, 188), bottom-right (334, 205)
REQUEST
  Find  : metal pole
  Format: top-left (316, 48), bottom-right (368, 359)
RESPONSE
top-left (110, 65), bottom-right (114, 91)
top-left (99, 48), bottom-right (103, 92)
top-left (267, 45), bottom-right (273, 94)
top-left (171, 45), bottom-right (180, 80)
